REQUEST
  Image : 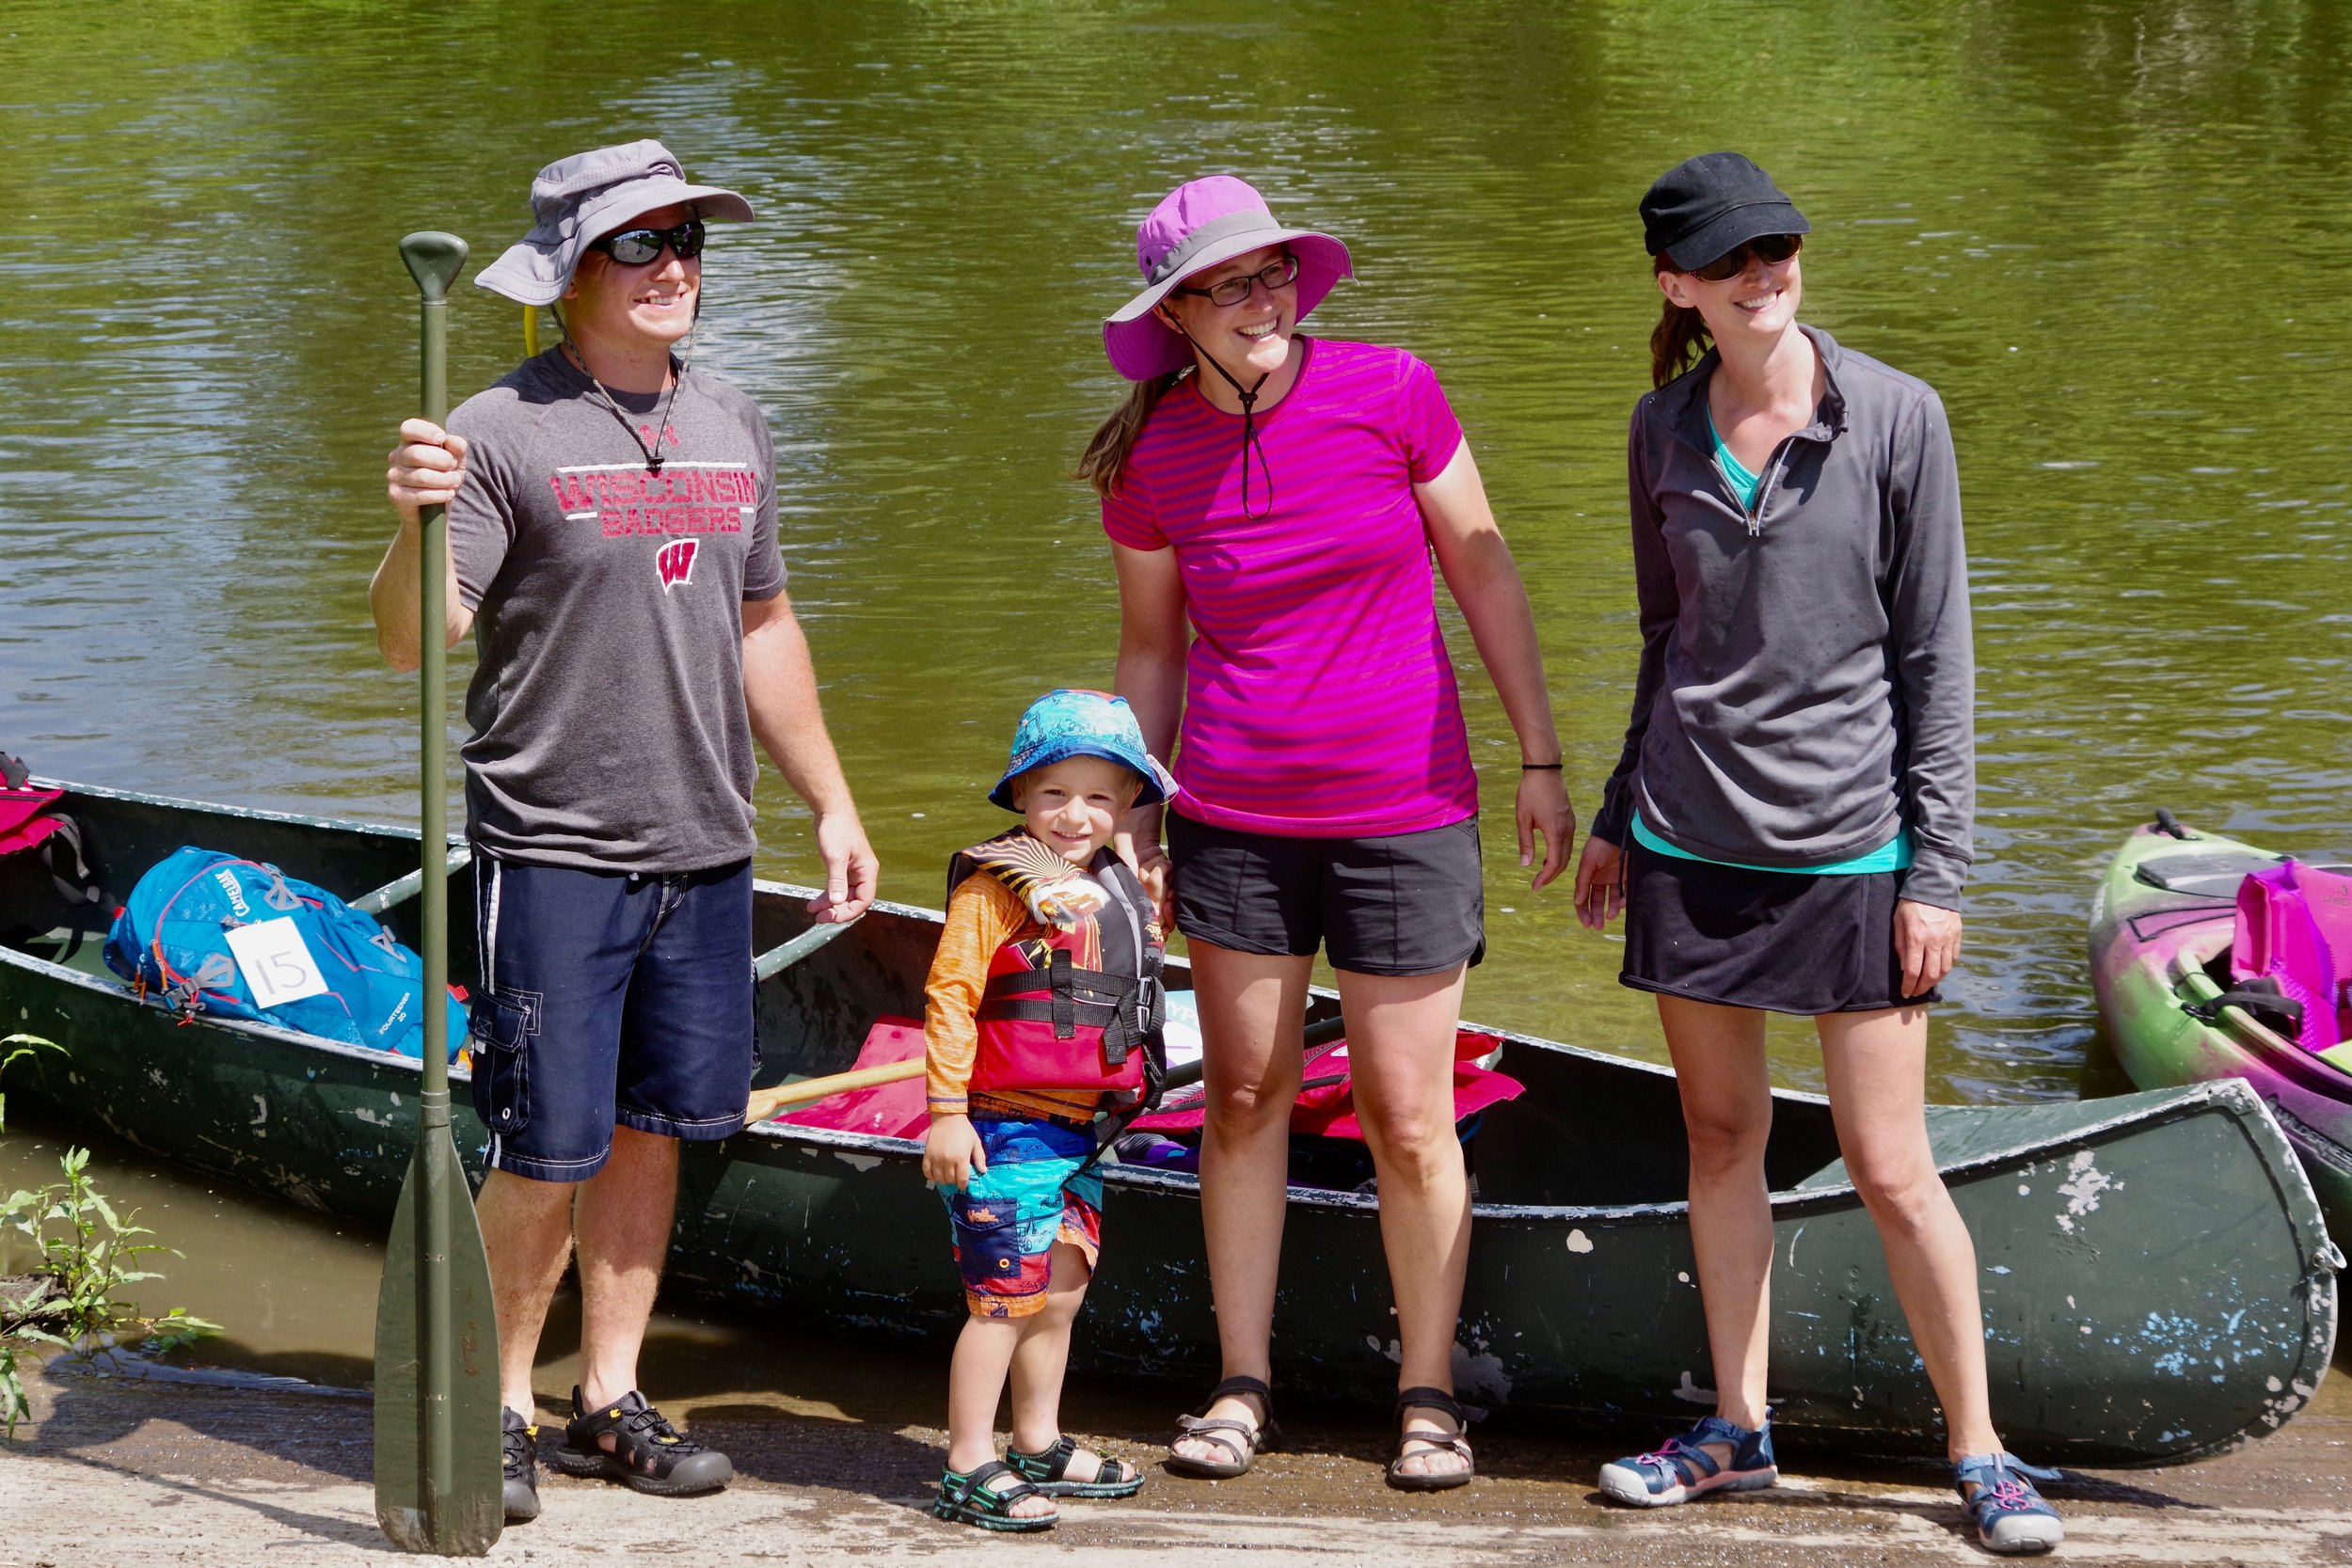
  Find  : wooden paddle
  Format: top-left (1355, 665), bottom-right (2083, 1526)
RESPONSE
top-left (739, 1010), bottom-right (1343, 1124)
top-left (373, 230), bottom-right (503, 1557)
top-left (745, 1056), bottom-right (926, 1124)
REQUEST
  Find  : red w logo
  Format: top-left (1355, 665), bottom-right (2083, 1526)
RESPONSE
top-left (655, 539), bottom-right (698, 591)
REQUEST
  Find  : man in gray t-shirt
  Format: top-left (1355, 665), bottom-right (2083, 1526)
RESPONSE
top-left (372, 141), bottom-right (877, 1525)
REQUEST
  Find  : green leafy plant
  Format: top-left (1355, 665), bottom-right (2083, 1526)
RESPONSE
top-left (0, 1037), bottom-right (219, 1438)
top-left (0, 1034), bottom-right (64, 1137)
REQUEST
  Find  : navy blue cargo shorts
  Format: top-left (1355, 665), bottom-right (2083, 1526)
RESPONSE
top-left (468, 851), bottom-right (756, 1182)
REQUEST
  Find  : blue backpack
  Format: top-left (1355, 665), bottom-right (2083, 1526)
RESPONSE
top-left (103, 847), bottom-right (467, 1062)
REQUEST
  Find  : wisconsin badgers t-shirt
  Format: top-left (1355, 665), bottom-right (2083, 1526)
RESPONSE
top-left (1101, 338), bottom-right (1478, 837)
top-left (446, 348), bottom-right (787, 873)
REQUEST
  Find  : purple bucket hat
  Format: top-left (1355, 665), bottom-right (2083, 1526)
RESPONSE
top-left (1102, 176), bottom-right (1353, 381)
top-left (475, 139), bottom-right (755, 307)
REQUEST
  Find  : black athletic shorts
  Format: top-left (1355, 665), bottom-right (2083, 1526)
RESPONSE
top-left (1167, 810), bottom-right (1484, 977)
top-left (1619, 842), bottom-right (1941, 1014)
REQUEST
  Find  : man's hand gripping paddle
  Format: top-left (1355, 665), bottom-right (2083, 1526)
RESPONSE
top-left (373, 230), bottom-right (504, 1556)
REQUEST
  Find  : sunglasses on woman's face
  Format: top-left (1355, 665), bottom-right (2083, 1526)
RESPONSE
top-left (591, 219), bottom-right (707, 267)
top-left (1172, 252), bottom-right (1302, 308)
top-left (1689, 232), bottom-right (1802, 282)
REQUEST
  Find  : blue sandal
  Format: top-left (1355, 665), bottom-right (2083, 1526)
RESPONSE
top-left (1954, 1452), bottom-right (2064, 1555)
top-left (1597, 1415), bottom-right (1777, 1507)
top-left (933, 1460), bottom-right (1059, 1532)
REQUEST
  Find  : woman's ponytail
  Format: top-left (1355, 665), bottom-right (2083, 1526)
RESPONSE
top-left (1648, 253), bottom-right (1713, 389)
top-left (1077, 370), bottom-right (1185, 499)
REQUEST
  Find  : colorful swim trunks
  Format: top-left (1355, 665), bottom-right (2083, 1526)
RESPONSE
top-left (939, 1115), bottom-right (1104, 1320)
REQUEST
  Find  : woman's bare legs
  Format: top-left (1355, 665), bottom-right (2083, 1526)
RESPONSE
top-left (1169, 940), bottom-right (1311, 1465)
top-left (1817, 1006), bottom-right (2000, 1460)
top-left (1658, 995), bottom-right (2003, 1463)
top-left (1655, 993), bottom-right (1776, 1461)
top-left (1341, 962), bottom-right (1474, 1478)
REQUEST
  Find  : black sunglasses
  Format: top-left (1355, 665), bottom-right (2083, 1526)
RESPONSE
top-left (1689, 232), bottom-right (1802, 282)
top-left (591, 219), bottom-right (707, 267)
top-left (1171, 252), bottom-right (1301, 308)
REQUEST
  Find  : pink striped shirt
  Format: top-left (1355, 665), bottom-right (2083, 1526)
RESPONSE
top-left (1103, 338), bottom-right (1478, 837)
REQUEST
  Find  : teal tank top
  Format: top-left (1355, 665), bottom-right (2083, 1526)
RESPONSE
top-left (1630, 811), bottom-right (1913, 875)
top-left (1708, 408), bottom-right (1763, 511)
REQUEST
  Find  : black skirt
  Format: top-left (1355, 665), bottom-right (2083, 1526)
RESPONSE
top-left (1619, 843), bottom-right (1941, 1015)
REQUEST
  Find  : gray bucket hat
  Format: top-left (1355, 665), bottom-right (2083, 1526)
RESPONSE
top-left (475, 139), bottom-right (755, 307)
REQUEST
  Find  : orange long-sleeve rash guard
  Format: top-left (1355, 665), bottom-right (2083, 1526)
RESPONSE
top-left (922, 874), bottom-right (1105, 1124)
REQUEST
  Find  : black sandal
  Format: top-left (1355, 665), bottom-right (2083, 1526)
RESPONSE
top-left (933, 1460), bottom-right (1059, 1531)
top-left (547, 1387), bottom-right (734, 1496)
top-left (1386, 1386), bottom-right (1475, 1492)
top-left (1008, 1434), bottom-right (1144, 1497)
top-left (1167, 1374), bottom-right (1280, 1479)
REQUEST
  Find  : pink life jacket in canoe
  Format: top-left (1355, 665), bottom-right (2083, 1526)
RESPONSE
top-left (2231, 860), bottom-right (2352, 1053)
top-left (949, 832), bottom-right (1165, 1101)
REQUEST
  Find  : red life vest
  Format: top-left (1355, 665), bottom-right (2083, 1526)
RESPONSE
top-left (950, 833), bottom-right (1165, 1100)
top-left (0, 763), bottom-right (103, 945)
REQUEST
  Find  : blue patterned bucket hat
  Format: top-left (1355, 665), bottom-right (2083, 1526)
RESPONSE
top-left (990, 689), bottom-right (1176, 811)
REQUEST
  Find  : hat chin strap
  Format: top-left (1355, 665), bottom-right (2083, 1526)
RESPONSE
top-left (1173, 324), bottom-right (1277, 520)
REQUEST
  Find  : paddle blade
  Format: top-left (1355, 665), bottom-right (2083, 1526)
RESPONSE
top-left (373, 1126), bottom-right (502, 1554)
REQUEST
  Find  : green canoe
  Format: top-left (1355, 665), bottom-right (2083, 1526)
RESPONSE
top-left (2090, 817), bottom-right (2352, 1245)
top-left (2, 781), bottom-right (2339, 1463)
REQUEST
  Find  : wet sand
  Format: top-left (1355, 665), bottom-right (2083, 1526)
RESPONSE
top-left (3, 1340), bottom-right (2348, 1567)
top-left (6, 1120), bottom-right (2351, 1562)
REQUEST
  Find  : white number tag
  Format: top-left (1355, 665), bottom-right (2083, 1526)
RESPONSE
top-left (225, 917), bottom-right (331, 1009)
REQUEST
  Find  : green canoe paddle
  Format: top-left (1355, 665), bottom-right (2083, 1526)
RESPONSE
top-left (373, 230), bottom-right (503, 1556)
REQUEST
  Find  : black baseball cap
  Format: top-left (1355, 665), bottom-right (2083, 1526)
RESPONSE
top-left (1640, 151), bottom-right (1810, 272)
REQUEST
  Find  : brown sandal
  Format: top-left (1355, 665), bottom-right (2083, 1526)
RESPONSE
top-left (1167, 1375), bottom-right (1279, 1479)
top-left (1386, 1386), bottom-right (1474, 1492)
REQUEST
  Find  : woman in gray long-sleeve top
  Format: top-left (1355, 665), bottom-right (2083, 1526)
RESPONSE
top-left (1570, 154), bottom-right (2064, 1557)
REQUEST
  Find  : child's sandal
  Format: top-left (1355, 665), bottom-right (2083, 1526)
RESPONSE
top-left (1167, 1374), bottom-right (1279, 1479)
top-left (932, 1461), bottom-right (1058, 1532)
top-left (1386, 1386), bottom-right (1475, 1492)
top-left (1008, 1434), bottom-right (1144, 1498)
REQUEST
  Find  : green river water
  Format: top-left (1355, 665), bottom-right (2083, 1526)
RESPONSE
top-left (2, 0), bottom-right (2350, 1370)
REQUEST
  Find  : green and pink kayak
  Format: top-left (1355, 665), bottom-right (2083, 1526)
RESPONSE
top-left (2090, 817), bottom-right (2352, 1243)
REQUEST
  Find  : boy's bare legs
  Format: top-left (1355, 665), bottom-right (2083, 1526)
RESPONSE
top-left (1654, 994), bottom-right (1777, 1467)
top-left (1817, 1006), bottom-right (2000, 1460)
top-left (946, 1318), bottom-right (1053, 1516)
top-left (1340, 962), bottom-right (1474, 1479)
top-left (1171, 941), bottom-right (1313, 1464)
top-left (945, 1243), bottom-right (1104, 1518)
top-left (1006, 1243), bottom-right (1118, 1481)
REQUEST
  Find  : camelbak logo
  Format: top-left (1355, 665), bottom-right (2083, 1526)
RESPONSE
top-left (213, 867), bottom-right (251, 917)
top-left (655, 539), bottom-right (698, 592)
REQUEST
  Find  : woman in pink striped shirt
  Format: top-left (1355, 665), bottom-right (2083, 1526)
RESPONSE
top-left (1082, 176), bottom-right (1574, 1490)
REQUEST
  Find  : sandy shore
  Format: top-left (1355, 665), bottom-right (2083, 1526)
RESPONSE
top-left (1, 1353), bottom-right (2347, 1567)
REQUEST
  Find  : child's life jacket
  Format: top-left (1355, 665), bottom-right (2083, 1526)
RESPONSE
top-left (947, 832), bottom-right (1166, 1101)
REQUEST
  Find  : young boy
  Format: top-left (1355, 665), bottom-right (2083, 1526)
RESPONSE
top-left (922, 689), bottom-right (1175, 1532)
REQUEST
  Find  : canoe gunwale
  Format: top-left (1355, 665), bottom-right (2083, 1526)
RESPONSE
top-left (33, 775), bottom-right (463, 848)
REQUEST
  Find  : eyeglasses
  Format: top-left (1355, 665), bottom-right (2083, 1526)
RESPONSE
top-left (591, 219), bottom-right (707, 267)
top-left (1689, 233), bottom-right (1802, 282)
top-left (1171, 252), bottom-right (1301, 308)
